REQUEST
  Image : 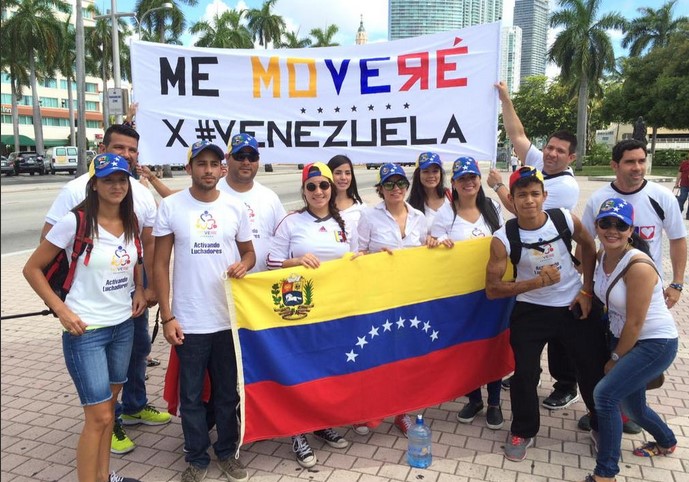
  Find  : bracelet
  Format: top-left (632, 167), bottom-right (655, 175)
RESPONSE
top-left (493, 183), bottom-right (505, 193)
top-left (668, 282), bottom-right (683, 292)
top-left (161, 315), bottom-right (176, 325)
top-left (579, 289), bottom-right (593, 298)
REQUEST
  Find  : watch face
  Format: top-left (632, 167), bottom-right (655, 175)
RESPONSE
top-left (611, 353), bottom-right (619, 361)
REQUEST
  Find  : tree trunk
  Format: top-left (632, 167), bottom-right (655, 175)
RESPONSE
top-left (650, 126), bottom-right (657, 157)
top-left (67, 77), bottom-right (76, 145)
top-left (29, 56), bottom-right (45, 155)
top-left (102, 59), bottom-right (109, 130)
top-left (574, 77), bottom-right (589, 172)
top-left (11, 75), bottom-right (20, 154)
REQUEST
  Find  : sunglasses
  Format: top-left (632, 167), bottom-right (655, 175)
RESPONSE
top-left (381, 179), bottom-right (410, 191)
top-left (233, 152), bottom-right (258, 162)
top-left (305, 180), bottom-right (331, 192)
top-left (597, 217), bottom-right (630, 231)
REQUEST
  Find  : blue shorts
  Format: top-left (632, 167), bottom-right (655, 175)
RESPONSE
top-left (62, 318), bottom-right (134, 406)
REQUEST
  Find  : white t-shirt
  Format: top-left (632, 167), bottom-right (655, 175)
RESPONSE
top-left (153, 189), bottom-right (252, 334)
top-left (46, 212), bottom-right (140, 327)
top-left (266, 211), bottom-right (356, 269)
top-left (594, 249), bottom-right (677, 339)
top-left (525, 145), bottom-right (579, 211)
top-left (357, 201), bottom-right (427, 253)
top-left (423, 197), bottom-right (451, 235)
top-left (340, 201), bottom-right (366, 236)
top-left (581, 180), bottom-right (687, 278)
top-left (493, 208), bottom-right (582, 306)
top-left (45, 172), bottom-right (157, 232)
top-left (217, 179), bottom-right (286, 273)
top-left (430, 199), bottom-right (503, 241)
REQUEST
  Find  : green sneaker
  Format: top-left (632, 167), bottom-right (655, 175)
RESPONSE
top-left (111, 421), bottom-right (135, 454)
top-left (121, 404), bottom-right (171, 426)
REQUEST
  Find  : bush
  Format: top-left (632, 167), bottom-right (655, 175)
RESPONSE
top-left (585, 143), bottom-right (612, 166)
top-left (651, 149), bottom-right (688, 167)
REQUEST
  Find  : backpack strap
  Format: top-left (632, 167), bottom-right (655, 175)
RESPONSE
top-left (545, 208), bottom-right (580, 268)
top-left (505, 218), bottom-right (521, 279)
top-left (62, 210), bottom-right (93, 294)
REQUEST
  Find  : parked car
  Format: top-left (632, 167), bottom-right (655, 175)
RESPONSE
top-left (365, 161), bottom-right (415, 170)
top-left (1, 156), bottom-right (12, 176)
top-left (46, 146), bottom-right (78, 174)
top-left (7, 151), bottom-right (47, 175)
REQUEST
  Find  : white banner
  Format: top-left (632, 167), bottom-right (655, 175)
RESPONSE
top-left (131, 22), bottom-right (502, 165)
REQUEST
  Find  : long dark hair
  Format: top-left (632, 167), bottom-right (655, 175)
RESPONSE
top-left (75, 176), bottom-right (137, 244)
top-left (407, 166), bottom-right (446, 213)
top-left (451, 183), bottom-right (501, 233)
top-left (327, 155), bottom-right (363, 204)
top-left (300, 177), bottom-right (347, 239)
top-left (629, 230), bottom-right (651, 257)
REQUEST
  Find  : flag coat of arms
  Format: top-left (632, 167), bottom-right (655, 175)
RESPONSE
top-left (229, 238), bottom-right (514, 444)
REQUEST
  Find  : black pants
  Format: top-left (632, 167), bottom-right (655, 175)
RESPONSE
top-left (548, 340), bottom-right (578, 393)
top-left (509, 301), bottom-right (608, 438)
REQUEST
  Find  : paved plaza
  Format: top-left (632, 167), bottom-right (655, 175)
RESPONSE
top-left (1, 173), bottom-right (688, 481)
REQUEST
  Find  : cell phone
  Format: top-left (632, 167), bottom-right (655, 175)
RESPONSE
top-left (571, 303), bottom-right (583, 319)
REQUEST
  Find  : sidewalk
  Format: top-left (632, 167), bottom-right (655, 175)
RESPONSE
top-left (1, 176), bottom-right (688, 482)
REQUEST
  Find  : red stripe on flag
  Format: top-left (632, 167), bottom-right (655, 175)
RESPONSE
top-left (243, 330), bottom-right (513, 443)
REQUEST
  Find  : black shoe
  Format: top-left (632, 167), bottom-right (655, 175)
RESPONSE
top-left (578, 413), bottom-right (591, 431)
top-left (501, 376), bottom-right (512, 390)
top-left (457, 400), bottom-right (484, 423)
top-left (486, 405), bottom-right (504, 430)
top-left (623, 419), bottom-right (642, 434)
top-left (542, 390), bottom-right (579, 410)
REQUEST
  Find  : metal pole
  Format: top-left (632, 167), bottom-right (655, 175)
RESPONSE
top-left (111, 0), bottom-right (123, 124)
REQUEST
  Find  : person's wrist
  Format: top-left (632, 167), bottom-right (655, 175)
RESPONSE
top-left (668, 282), bottom-right (683, 292)
top-left (493, 183), bottom-right (505, 193)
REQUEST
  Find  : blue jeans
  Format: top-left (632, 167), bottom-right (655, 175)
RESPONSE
top-left (115, 310), bottom-right (151, 419)
top-left (594, 337), bottom-right (678, 478)
top-left (468, 380), bottom-right (502, 406)
top-left (677, 186), bottom-right (689, 216)
top-left (63, 319), bottom-right (134, 406)
top-left (176, 330), bottom-right (240, 469)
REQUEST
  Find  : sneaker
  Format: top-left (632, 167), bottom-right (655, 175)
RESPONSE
top-left (352, 424), bottom-right (369, 435)
top-left (542, 390), bottom-right (579, 410)
top-left (147, 357), bottom-right (161, 367)
top-left (632, 441), bottom-right (676, 457)
top-left (486, 405), bottom-right (504, 430)
top-left (292, 434), bottom-right (317, 468)
top-left (501, 376), bottom-right (512, 390)
top-left (504, 434), bottom-right (533, 462)
top-left (394, 414), bottom-right (412, 437)
top-left (109, 472), bottom-right (141, 482)
top-left (590, 430), bottom-right (600, 454)
top-left (623, 419), bottom-right (642, 434)
top-left (457, 401), bottom-right (484, 424)
top-left (181, 465), bottom-right (207, 482)
top-left (578, 412), bottom-right (591, 431)
top-left (217, 457), bottom-right (248, 482)
top-left (121, 404), bottom-right (172, 426)
top-left (313, 428), bottom-right (349, 449)
top-left (111, 421), bottom-right (135, 454)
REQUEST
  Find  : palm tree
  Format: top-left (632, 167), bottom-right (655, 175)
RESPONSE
top-left (0, 31), bottom-right (30, 154)
top-left (310, 25), bottom-right (340, 47)
top-left (622, 0), bottom-right (689, 57)
top-left (3, 0), bottom-right (70, 155)
top-left (190, 9), bottom-right (254, 49)
top-left (548, 0), bottom-right (625, 170)
top-left (246, 0), bottom-right (286, 48)
top-left (54, 17), bottom-right (77, 146)
top-left (279, 30), bottom-right (312, 48)
top-left (134, 0), bottom-right (196, 44)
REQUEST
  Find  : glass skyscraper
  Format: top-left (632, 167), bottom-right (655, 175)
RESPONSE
top-left (513, 0), bottom-right (549, 80)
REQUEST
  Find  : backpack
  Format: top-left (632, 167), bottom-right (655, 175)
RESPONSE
top-left (505, 208), bottom-right (580, 278)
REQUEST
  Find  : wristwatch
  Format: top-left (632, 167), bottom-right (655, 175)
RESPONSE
top-left (610, 352), bottom-right (620, 362)
top-left (492, 183), bottom-right (505, 193)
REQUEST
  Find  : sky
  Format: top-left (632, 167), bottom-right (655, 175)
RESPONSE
top-left (107, 0), bottom-right (689, 76)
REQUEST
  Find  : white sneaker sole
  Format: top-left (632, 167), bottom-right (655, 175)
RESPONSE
top-left (542, 393), bottom-right (580, 410)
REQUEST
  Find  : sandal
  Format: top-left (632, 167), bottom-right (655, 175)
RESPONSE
top-left (632, 441), bottom-right (676, 457)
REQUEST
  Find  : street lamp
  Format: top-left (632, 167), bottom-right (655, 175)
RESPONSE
top-left (138, 3), bottom-right (174, 41)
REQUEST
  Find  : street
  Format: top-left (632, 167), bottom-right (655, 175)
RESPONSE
top-left (0, 164), bottom-right (382, 255)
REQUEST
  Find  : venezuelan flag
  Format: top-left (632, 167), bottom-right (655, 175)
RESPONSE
top-left (228, 237), bottom-right (514, 444)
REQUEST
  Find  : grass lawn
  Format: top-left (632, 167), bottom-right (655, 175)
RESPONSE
top-left (574, 165), bottom-right (678, 177)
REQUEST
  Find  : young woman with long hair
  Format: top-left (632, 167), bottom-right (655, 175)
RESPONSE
top-left (407, 151), bottom-right (450, 234)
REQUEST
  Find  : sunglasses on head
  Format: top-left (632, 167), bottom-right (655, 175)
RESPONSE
top-left (597, 217), bottom-right (631, 231)
top-left (233, 152), bottom-right (258, 162)
top-left (381, 179), bottom-right (410, 191)
top-left (305, 180), bottom-right (331, 192)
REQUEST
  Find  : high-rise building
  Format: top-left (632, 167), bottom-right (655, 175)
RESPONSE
top-left (513, 0), bottom-right (549, 81)
top-left (501, 26), bottom-right (522, 94)
top-left (388, 0), bottom-right (503, 40)
top-left (356, 15), bottom-right (368, 45)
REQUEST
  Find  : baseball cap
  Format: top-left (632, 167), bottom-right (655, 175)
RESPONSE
top-left (302, 162), bottom-right (333, 183)
top-left (91, 153), bottom-right (132, 178)
top-left (187, 140), bottom-right (225, 163)
top-left (451, 156), bottom-right (481, 180)
top-left (595, 198), bottom-right (634, 226)
top-left (377, 163), bottom-right (407, 185)
top-left (509, 165), bottom-right (544, 189)
top-left (229, 133), bottom-right (259, 155)
top-left (416, 152), bottom-right (442, 170)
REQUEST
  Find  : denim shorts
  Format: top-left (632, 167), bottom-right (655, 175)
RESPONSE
top-left (63, 318), bottom-right (134, 406)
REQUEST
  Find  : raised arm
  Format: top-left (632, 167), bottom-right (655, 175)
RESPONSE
top-left (496, 81), bottom-right (531, 162)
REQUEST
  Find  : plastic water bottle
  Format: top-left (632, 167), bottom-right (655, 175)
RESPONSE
top-left (407, 414), bottom-right (432, 468)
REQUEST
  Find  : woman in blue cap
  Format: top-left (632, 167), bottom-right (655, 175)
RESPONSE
top-left (23, 153), bottom-right (146, 482)
top-left (428, 156), bottom-right (505, 430)
top-left (582, 198), bottom-right (678, 482)
top-left (407, 151), bottom-right (450, 234)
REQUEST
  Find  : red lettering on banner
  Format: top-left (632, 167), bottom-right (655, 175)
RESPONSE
top-left (398, 52), bottom-right (429, 91)
top-left (437, 38), bottom-right (468, 88)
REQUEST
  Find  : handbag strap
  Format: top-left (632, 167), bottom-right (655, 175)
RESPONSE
top-left (604, 256), bottom-right (659, 310)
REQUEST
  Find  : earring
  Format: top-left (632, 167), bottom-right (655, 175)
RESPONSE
top-left (628, 236), bottom-right (633, 245)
